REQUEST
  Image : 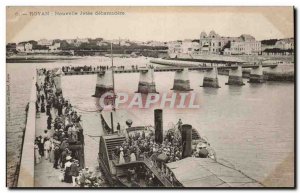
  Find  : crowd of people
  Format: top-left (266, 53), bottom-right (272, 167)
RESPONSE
top-left (61, 65), bottom-right (126, 73)
top-left (110, 120), bottom-right (215, 187)
top-left (113, 128), bottom-right (183, 166)
top-left (34, 68), bottom-right (103, 187)
top-left (60, 64), bottom-right (154, 74)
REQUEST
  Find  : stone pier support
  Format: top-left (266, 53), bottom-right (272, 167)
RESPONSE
top-left (136, 67), bottom-right (158, 94)
top-left (248, 65), bottom-right (265, 83)
top-left (201, 67), bottom-right (220, 88)
top-left (226, 66), bottom-right (245, 86)
top-left (171, 68), bottom-right (193, 91)
top-left (93, 70), bottom-right (113, 98)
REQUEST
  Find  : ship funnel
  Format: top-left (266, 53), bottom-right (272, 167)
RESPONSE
top-left (154, 109), bottom-right (163, 144)
top-left (181, 124), bottom-right (192, 158)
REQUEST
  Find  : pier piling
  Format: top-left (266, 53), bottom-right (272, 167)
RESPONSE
top-left (201, 67), bottom-right (220, 88)
top-left (93, 70), bottom-right (114, 98)
top-left (136, 67), bottom-right (158, 94)
top-left (171, 68), bottom-right (193, 91)
top-left (248, 64), bottom-right (265, 83)
top-left (226, 66), bottom-right (245, 86)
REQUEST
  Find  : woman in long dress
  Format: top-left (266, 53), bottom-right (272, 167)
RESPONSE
top-left (44, 139), bottom-right (51, 160)
top-left (64, 156), bottom-right (73, 183)
top-left (130, 152), bottom-right (136, 162)
top-left (41, 102), bottom-right (46, 113)
top-left (34, 142), bottom-right (41, 164)
top-left (49, 139), bottom-right (55, 163)
top-left (119, 150), bottom-right (125, 164)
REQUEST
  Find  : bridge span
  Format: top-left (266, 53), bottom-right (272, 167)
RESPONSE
top-left (62, 64), bottom-right (277, 76)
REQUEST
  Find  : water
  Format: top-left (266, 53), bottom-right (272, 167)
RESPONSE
top-left (6, 63), bottom-right (35, 186)
top-left (6, 56), bottom-right (294, 186)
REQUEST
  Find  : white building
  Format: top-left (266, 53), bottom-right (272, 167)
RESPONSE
top-left (228, 34), bottom-right (261, 55)
top-left (66, 39), bottom-right (75, 44)
top-left (74, 38), bottom-right (89, 47)
top-left (49, 42), bottom-right (61, 52)
top-left (275, 38), bottom-right (294, 50)
top-left (230, 41), bottom-right (261, 55)
top-left (96, 41), bottom-right (109, 46)
top-left (111, 39), bottom-right (130, 46)
top-left (37, 39), bottom-right (53, 46)
top-left (16, 44), bottom-right (25, 52)
top-left (167, 41), bottom-right (182, 54)
top-left (181, 39), bottom-right (200, 54)
top-left (16, 42), bottom-right (33, 52)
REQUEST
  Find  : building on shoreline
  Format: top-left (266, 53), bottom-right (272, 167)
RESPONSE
top-left (16, 42), bottom-right (33, 53)
top-left (167, 30), bottom-right (262, 56)
top-left (37, 39), bottom-right (53, 46)
top-left (228, 34), bottom-right (261, 55)
top-left (261, 38), bottom-right (294, 56)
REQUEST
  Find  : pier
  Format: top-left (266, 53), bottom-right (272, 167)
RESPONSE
top-left (17, 69), bottom-right (99, 187)
top-left (63, 64), bottom-right (278, 76)
top-left (17, 73), bottom-right (37, 187)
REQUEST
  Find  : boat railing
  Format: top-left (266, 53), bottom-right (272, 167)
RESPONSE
top-left (112, 153), bottom-right (174, 187)
top-left (142, 155), bottom-right (174, 187)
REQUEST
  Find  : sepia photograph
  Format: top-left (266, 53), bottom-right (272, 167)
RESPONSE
top-left (6, 6), bottom-right (295, 188)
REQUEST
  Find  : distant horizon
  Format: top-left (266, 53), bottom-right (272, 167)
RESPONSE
top-left (7, 35), bottom-right (295, 45)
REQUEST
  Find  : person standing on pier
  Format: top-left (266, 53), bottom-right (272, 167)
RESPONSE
top-left (70, 160), bottom-right (80, 187)
top-left (64, 156), bottom-right (73, 183)
top-left (117, 123), bottom-right (121, 135)
top-left (46, 103), bottom-right (51, 116)
top-left (47, 115), bottom-right (52, 130)
top-left (53, 146), bottom-right (60, 169)
top-left (41, 102), bottom-right (46, 113)
top-left (34, 141), bottom-right (41, 164)
top-left (37, 136), bottom-right (44, 157)
top-left (41, 94), bottom-right (45, 104)
top-left (176, 119), bottom-right (183, 132)
top-left (36, 101), bottom-right (39, 113)
top-left (44, 138), bottom-right (51, 160)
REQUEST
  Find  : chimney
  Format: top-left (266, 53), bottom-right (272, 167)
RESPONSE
top-left (181, 124), bottom-right (192, 158)
top-left (154, 109), bottom-right (163, 144)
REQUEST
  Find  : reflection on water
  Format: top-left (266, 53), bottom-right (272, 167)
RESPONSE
top-left (7, 56), bottom-right (294, 186)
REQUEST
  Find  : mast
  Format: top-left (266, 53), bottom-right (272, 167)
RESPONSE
top-left (110, 42), bottom-right (115, 133)
top-left (111, 42), bottom-right (116, 111)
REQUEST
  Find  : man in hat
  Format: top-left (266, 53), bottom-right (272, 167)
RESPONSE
top-left (70, 160), bottom-right (80, 186)
top-left (176, 119), bottom-right (183, 132)
top-left (117, 123), bottom-right (121, 135)
top-left (53, 145), bottom-right (61, 169)
top-left (64, 156), bottom-right (73, 183)
top-left (47, 115), bottom-right (52, 130)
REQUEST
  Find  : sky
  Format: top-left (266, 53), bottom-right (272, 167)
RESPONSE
top-left (6, 6), bottom-right (294, 43)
